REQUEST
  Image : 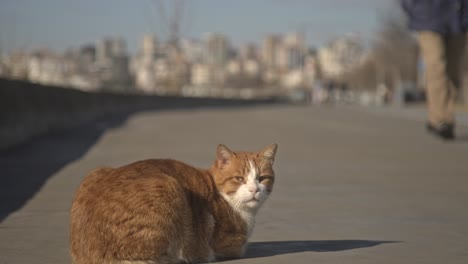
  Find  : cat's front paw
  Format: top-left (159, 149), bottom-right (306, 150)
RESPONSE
top-left (186, 246), bottom-right (216, 263)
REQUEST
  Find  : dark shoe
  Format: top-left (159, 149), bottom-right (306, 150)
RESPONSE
top-left (426, 122), bottom-right (455, 140)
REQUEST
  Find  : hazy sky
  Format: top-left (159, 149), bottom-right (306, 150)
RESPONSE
top-left (0, 0), bottom-right (393, 54)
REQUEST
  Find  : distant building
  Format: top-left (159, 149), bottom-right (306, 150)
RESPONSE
top-left (239, 43), bottom-right (258, 60)
top-left (226, 59), bottom-right (242, 76)
top-left (281, 69), bottom-right (304, 89)
top-left (318, 35), bottom-right (366, 79)
top-left (77, 44), bottom-right (96, 65)
top-left (0, 61), bottom-right (6, 76)
top-left (191, 63), bottom-right (212, 86)
top-left (27, 50), bottom-right (77, 87)
top-left (244, 59), bottom-right (260, 77)
top-left (132, 34), bottom-right (160, 93)
top-left (261, 34), bottom-right (282, 69)
top-left (181, 38), bottom-right (204, 63)
top-left (134, 66), bottom-right (156, 93)
top-left (96, 38), bottom-right (112, 65)
top-left (133, 34), bottom-right (191, 95)
top-left (204, 33), bottom-right (230, 66)
top-left (303, 52), bottom-right (319, 88)
top-left (111, 38), bottom-right (126, 58)
top-left (260, 33), bottom-right (307, 87)
top-left (142, 34), bottom-right (158, 57)
top-left (154, 58), bottom-right (170, 84)
top-left (277, 32), bottom-right (305, 71)
top-left (1, 52), bottom-right (29, 79)
top-left (94, 37), bottom-right (131, 91)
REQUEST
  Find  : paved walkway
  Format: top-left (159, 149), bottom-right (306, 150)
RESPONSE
top-left (1, 105), bottom-right (467, 264)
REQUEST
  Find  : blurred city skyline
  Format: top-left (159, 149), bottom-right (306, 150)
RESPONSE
top-left (0, 0), bottom-right (392, 54)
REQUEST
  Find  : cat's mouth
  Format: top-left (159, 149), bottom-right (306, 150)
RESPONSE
top-left (246, 197), bottom-right (259, 203)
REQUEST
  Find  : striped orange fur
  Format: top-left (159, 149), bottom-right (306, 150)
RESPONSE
top-left (70, 144), bottom-right (277, 264)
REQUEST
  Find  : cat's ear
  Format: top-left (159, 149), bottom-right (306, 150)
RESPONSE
top-left (216, 144), bottom-right (234, 167)
top-left (258, 143), bottom-right (278, 164)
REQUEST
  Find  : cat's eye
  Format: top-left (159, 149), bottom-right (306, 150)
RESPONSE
top-left (235, 176), bottom-right (244, 183)
top-left (258, 176), bottom-right (271, 182)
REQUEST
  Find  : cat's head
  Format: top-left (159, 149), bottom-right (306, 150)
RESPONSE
top-left (211, 144), bottom-right (278, 212)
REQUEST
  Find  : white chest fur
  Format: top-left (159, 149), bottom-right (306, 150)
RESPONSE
top-left (221, 193), bottom-right (256, 237)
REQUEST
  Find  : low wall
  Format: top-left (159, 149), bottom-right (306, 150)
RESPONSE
top-left (0, 78), bottom-right (279, 150)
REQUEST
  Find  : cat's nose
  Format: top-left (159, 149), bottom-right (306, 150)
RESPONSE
top-left (248, 186), bottom-right (258, 193)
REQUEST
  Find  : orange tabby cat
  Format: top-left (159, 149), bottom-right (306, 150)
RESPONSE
top-left (70, 143), bottom-right (277, 264)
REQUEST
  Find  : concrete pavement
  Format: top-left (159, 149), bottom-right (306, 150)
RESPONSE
top-left (1, 104), bottom-right (468, 263)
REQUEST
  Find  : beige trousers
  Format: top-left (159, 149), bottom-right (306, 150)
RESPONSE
top-left (417, 31), bottom-right (466, 126)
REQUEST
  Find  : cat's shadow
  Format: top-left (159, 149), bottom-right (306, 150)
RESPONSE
top-left (243, 240), bottom-right (398, 259)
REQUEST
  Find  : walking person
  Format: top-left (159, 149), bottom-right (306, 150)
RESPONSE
top-left (401, 0), bottom-right (468, 140)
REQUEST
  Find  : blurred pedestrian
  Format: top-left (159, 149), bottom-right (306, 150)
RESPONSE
top-left (401, 0), bottom-right (468, 140)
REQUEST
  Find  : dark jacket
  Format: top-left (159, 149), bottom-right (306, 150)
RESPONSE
top-left (401, 0), bottom-right (468, 34)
